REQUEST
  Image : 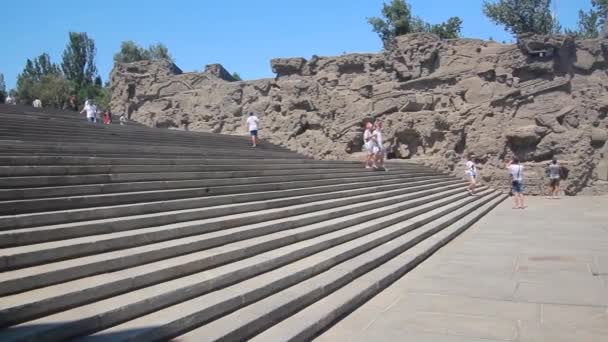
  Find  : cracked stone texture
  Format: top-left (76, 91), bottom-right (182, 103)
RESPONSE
top-left (110, 33), bottom-right (608, 195)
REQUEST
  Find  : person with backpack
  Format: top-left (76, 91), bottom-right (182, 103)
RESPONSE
top-left (465, 155), bottom-right (477, 196)
top-left (507, 157), bottom-right (525, 209)
top-left (546, 158), bottom-right (561, 199)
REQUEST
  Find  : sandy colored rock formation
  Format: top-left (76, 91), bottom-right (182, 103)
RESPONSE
top-left (110, 33), bottom-right (608, 195)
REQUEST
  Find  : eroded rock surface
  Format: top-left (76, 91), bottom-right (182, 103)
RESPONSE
top-left (110, 33), bottom-right (608, 195)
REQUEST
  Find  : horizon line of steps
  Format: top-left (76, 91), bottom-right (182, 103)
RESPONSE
top-left (0, 118), bottom-right (291, 153)
top-left (0, 107), bottom-right (294, 154)
top-left (0, 107), bottom-right (505, 341)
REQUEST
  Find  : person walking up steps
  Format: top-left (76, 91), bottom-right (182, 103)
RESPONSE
top-left (372, 121), bottom-right (388, 171)
top-left (363, 122), bottom-right (377, 169)
top-left (507, 157), bottom-right (526, 209)
top-left (546, 158), bottom-right (561, 199)
top-left (465, 155), bottom-right (477, 195)
top-left (246, 112), bottom-right (259, 147)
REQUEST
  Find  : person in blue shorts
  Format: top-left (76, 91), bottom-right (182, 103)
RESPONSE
top-left (246, 112), bottom-right (259, 147)
top-left (507, 157), bottom-right (526, 209)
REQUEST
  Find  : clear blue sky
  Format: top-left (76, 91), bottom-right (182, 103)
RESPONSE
top-left (0, 0), bottom-right (590, 89)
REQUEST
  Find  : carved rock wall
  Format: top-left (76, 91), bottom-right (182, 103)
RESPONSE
top-left (110, 33), bottom-right (608, 195)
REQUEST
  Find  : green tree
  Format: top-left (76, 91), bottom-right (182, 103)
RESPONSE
top-left (61, 32), bottom-right (97, 88)
top-left (569, 0), bottom-right (608, 38)
top-left (429, 17), bottom-right (464, 39)
top-left (148, 43), bottom-right (173, 61)
top-left (114, 41), bottom-right (174, 63)
top-left (231, 72), bottom-right (243, 81)
top-left (368, 0), bottom-right (463, 48)
top-left (114, 41), bottom-right (149, 63)
top-left (33, 74), bottom-right (72, 108)
top-left (483, 0), bottom-right (560, 35)
top-left (17, 53), bottom-right (66, 105)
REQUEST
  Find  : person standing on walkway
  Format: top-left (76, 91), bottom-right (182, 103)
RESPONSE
top-left (507, 157), bottom-right (525, 209)
top-left (32, 99), bottom-right (42, 108)
top-left (546, 158), bottom-right (561, 199)
top-left (246, 112), bottom-right (259, 147)
top-left (81, 100), bottom-right (97, 123)
top-left (465, 155), bottom-right (477, 195)
top-left (363, 122), bottom-right (377, 169)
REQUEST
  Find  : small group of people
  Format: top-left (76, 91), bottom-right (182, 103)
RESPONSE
top-left (465, 155), bottom-right (564, 210)
top-left (363, 121), bottom-right (387, 170)
top-left (80, 99), bottom-right (127, 125)
top-left (3, 94), bottom-right (16, 105)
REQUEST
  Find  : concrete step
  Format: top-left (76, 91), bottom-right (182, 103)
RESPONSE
top-left (0, 129), bottom-right (290, 153)
top-left (0, 170), bottom-right (436, 214)
top-left (0, 173), bottom-right (443, 230)
top-left (0, 168), bottom-right (417, 196)
top-left (0, 175), bottom-right (449, 247)
top-left (0, 155), bottom-right (359, 166)
top-left (0, 170), bottom-right (420, 195)
top-left (0, 119), bottom-right (290, 151)
top-left (275, 195), bottom-right (506, 342)
top-left (0, 185), bottom-right (470, 323)
top-left (0, 189), bottom-right (485, 340)
top-left (208, 193), bottom-right (507, 342)
top-left (0, 180), bottom-right (464, 272)
top-left (0, 142), bottom-right (303, 160)
top-left (0, 162), bottom-right (426, 178)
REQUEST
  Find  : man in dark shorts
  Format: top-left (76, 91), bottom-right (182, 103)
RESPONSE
top-left (246, 112), bottom-right (259, 147)
top-left (547, 158), bottom-right (561, 199)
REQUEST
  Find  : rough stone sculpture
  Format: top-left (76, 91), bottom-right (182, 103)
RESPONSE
top-left (110, 33), bottom-right (608, 195)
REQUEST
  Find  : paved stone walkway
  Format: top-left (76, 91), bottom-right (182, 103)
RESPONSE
top-left (316, 196), bottom-right (608, 342)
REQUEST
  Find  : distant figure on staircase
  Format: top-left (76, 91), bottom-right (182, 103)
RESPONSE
top-left (81, 100), bottom-right (97, 123)
top-left (65, 95), bottom-right (78, 111)
top-left (247, 112), bottom-right (260, 147)
top-left (363, 122), bottom-right (377, 169)
top-left (373, 121), bottom-right (387, 171)
top-left (507, 157), bottom-right (526, 209)
top-left (102, 110), bottom-right (112, 125)
top-left (4, 94), bottom-right (16, 105)
top-left (32, 99), bottom-right (42, 108)
top-left (465, 155), bottom-right (477, 195)
top-left (120, 114), bottom-right (127, 125)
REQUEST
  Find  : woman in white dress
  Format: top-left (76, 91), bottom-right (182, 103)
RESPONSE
top-left (465, 155), bottom-right (477, 195)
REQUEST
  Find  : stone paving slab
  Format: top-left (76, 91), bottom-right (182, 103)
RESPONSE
top-left (316, 196), bottom-right (608, 341)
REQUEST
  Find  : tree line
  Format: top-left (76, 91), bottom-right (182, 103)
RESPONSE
top-left (369, 0), bottom-right (608, 47)
top-left (4, 35), bottom-right (176, 110)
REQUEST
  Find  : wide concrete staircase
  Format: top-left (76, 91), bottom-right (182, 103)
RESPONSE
top-left (0, 105), bottom-right (506, 341)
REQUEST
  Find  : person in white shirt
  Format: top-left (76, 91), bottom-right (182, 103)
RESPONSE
top-left (363, 121), bottom-right (377, 169)
top-left (32, 99), bottom-right (42, 108)
top-left (80, 100), bottom-right (97, 123)
top-left (246, 112), bottom-right (259, 147)
top-left (506, 157), bottom-right (525, 209)
top-left (372, 121), bottom-right (388, 171)
top-left (465, 155), bottom-right (477, 195)
top-left (5, 95), bottom-right (15, 105)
